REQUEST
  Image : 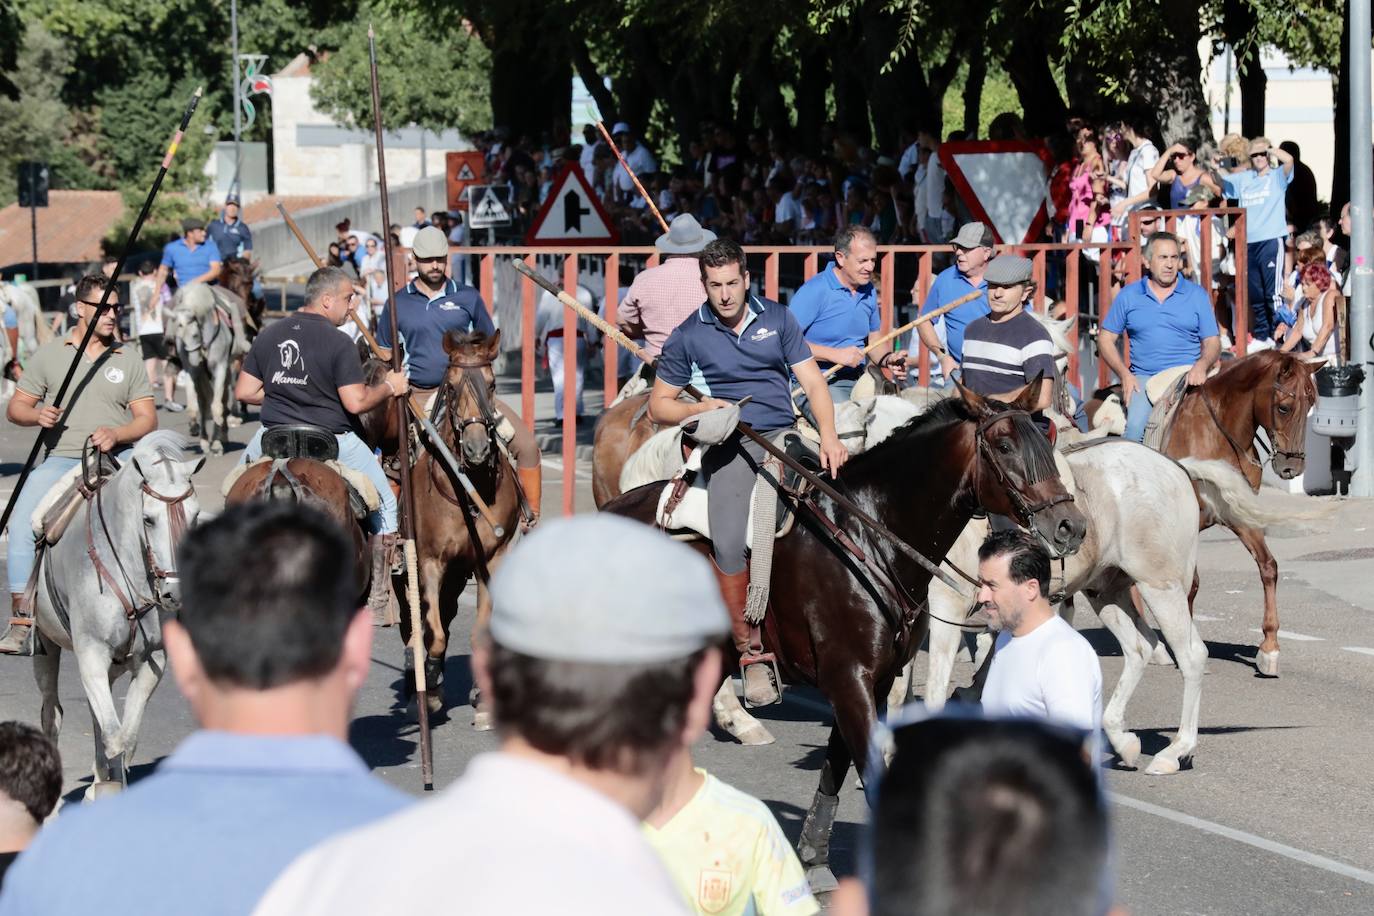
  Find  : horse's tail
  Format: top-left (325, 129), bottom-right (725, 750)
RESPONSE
top-left (1179, 458), bottom-right (1335, 532)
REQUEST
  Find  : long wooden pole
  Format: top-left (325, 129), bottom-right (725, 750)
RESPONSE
top-left (274, 201), bottom-right (506, 536)
top-left (595, 121), bottom-right (669, 233)
top-left (368, 25), bottom-right (432, 790)
top-left (511, 260), bottom-right (974, 595)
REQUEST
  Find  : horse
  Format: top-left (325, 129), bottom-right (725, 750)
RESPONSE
top-left (397, 331), bottom-right (522, 724)
top-left (603, 382), bottom-right (1087, 888)
top-left (592, 392), bottom-right (657, 507)
top-left (219, 256), bottom-right (265, 341)
top-left (167, 285), bottom-right (238, 455)
top-left (29, 431), bottom-right (203, 797)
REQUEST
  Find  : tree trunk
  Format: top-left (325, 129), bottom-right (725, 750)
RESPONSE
top-left (1238, 47), bottom-right (1266, 138)
top-left (964, 42), bottom-right (986, 137)
top-left (571, 37), bottom-right (617, 125)
top-left (1331, 3), bottom-right (1351, 216)
top-left (795, 46), bottom-right (830, 156)
top-left (1004, 21), bottom-right (1069, 136)
top-left (488, 17), bottom-right (571, 143)
top-left (1123, 2), bottom-right (1212, 148)
top-left (831, 25), bottom-right (872, 147)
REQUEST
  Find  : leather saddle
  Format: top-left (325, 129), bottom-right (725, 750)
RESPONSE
top-left (261, 425), bottom-right (339, 462)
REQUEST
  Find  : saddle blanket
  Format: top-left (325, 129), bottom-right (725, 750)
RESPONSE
top-left (220, 458), bottom-right (382, 515)
top-left (30, 464), bottom-right (87, 544)
top-left (1143, 364), bottom-right (1218, 451)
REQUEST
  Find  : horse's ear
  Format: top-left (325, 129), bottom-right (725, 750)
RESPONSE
top-left (954, 376), bottom-right (991, 415)
top-left (1301, 355), bottom-right (1330, 371)
top-left (442, 331), bottom-right (458, 355)
top-left (181, 457), bottom-right (206, 478)
top-left (484, 329), bottom-right (502, 361)
top-left (1011, 370), bottom-right (1046, 410)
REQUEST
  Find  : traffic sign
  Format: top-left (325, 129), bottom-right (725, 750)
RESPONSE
top-left (939, 141), bottom-right (1054, 245)
top-left (445, 151), bottom-right (485, 211)
top-left (17, 162), bottom-right (49, 208)
top-left (467, 185), bottom-right (512, 229)
top-left (525, 165), bottom-right (619, 246)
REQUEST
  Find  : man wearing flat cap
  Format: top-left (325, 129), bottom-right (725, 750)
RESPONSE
top-left (958, 254), bottom-right (1055, 416)
top-left (255, 515), bottom-right (723, 915)
top-left (916, 221), bottom-right (995, 386)
top-left (155, 217), bottom-right (250, 356)
top-left (374, 225), bottom-right (543, 520)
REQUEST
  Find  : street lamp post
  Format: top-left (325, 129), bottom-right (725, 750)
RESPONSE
top-left (1351, 0), bottom-right (1374, 495)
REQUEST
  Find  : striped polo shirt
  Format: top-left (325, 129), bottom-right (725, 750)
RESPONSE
top-left (959, 309), bottom-right (1057, 396)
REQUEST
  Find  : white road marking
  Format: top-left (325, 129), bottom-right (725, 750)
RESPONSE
top-left (1340, 646), bottom-right (1374, 657)
top-left (1109, 792), bottom-right (1374, 887)
top-left (1225, 589), bottom-right (1244, 594)
top-left (1250, 628), bottom-right (1324, 642)
top-left (1193, 614), bottom-right (1226, 622)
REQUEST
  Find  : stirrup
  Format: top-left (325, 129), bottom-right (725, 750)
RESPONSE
top-left (740, 651), bottom-right (782, 707)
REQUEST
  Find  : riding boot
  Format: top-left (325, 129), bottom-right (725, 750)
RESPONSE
top-left (712, 560), bottom-right (780, 706)
top-left (0, 593), bottom-right (35, 656)
top-left (517, 465), bottom-right (542, 525)
top-left (367, 534), bottom-right (397, 626)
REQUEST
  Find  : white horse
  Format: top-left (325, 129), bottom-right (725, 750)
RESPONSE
top-left (31, 431), bottom-right (203, 796)
top-left (168, 285), bottom-right (236, 455)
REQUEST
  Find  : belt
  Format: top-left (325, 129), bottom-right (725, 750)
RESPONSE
top-left (546, 329), bottom-right (585, 339)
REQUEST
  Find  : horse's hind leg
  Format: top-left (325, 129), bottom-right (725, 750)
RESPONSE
top-left (1233, 524), bottom-right (1281, 676)
top-left (1137, 581), bottom-right (1207, 776)
top-left (1083, 586), bottom-right (1151, 769)
top-left (922, 616), bottom-right (964, 713)
top-left (32, 638), bottom-right (63, 742)
top-left (712, 678), bottom-right (774, 746)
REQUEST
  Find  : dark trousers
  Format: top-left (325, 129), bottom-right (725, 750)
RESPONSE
top-left (1246, 237), bottom-right (1282, 341)
top-left (702, 434), bottom-right (769, 575)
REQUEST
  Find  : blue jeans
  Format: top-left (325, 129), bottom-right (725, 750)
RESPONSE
top-left (1124, 372), bottom-right (1155, 442)
top-left (242, 428), bottom-right (396, 534)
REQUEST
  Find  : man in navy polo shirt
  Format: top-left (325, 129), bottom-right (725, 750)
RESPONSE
top-left (374, 226), bottom-right (543, 519)
top-left (1099, 232), bottom-right (1220, 442)
top-left (789, 225), bottom-right (907, 420)
top-left (208, 193), bottom-right (253, 261)
top-left (651, 239), bottom-right (846, 706)
top-left (916, 221), bottom-right (994, 386)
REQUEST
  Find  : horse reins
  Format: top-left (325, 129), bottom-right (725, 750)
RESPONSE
top-left (1197, 373), bottom-right (1310, 472)
top-left (973, 410), bottom-right (1076, 532)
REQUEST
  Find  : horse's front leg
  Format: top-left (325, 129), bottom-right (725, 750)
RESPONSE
top-left (208, 364), bottom-right (228, 454)
top-left (113, 648), bottom-right (166, 769)
top-left (1232, 524), bottom-right (1281, 676)
top-left (74, 651), bottom-right (125, 798)
top-left (711, 678), bottom-right (774, 746)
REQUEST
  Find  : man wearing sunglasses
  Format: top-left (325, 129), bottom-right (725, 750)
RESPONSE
top-left (1221, 138), bottom-right (1294, 349)
top-left (1, 275), bottom-right (156, 654)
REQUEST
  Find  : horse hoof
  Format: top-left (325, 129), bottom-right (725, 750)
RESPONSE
top-left (209, 440), bottom-right (225, 456)
top-left (735, 723), bottom-right (775, 746)
top-left (1149, 642), bottom-right (1174, 666)
top-left (804, 865), bottom-right (839, 896)
top-left (425, 692), bottom-right (443, 716)
top-left (1145, 754), bottom-right (1183, 776)
top-left (472, 707), bottom-right (494, 731)
top-left (1114, 732), bottom-right (1142, 768)
top-left (84, 781), bottom-right (122, 803)
top-left (1256, 650), bottom-right (1279, 677)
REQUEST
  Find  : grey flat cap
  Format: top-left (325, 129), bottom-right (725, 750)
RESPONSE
top-left (656, 214), bottom-right (716, 255)
top-left (489, 515), bottom-right (729, 664)
top-left (411, 225), bottom-right (449, 259)
top-left (984, 255), bottom-right (1033, 286)
top-left (951, 221), bottom-right (995, 249)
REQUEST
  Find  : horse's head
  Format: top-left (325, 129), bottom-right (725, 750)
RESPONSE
top-left (442, 329), bottom-right (501, 467)
top-left (129, 432), bottom-right (204, 608)
top-left (957, 376), bottom-right (1087, 558)
top-left (168, 307), bottom-right (204, 368)
top-left (1258, 352), bottom-right (1326, 479)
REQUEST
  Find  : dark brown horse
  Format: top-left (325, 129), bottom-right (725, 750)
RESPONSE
top-left (591, 392), bottom-right (658, 507)
top-left (604, 382), bottom-right (1088, 887)
top-left (397, 331), bottom-right (521, 722)
top-left (219, 256), bottom-right (265, 340)
top-left (1158, 349), bottom-right (1325, 676)
top-left (225, 459), bottom-right (371, 601)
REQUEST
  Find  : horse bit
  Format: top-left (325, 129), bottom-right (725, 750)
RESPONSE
top-left (973, 408), bottom-right (1075, 531)
top-left (1199, 373), bottom-right (1310, 471)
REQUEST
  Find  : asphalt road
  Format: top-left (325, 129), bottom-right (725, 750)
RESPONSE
top-left (1, 390), bottom-right (1372, 915)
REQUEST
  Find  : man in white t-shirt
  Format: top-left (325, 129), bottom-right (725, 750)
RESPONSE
top-left (976, 529), bottom-right (1102, 747)
top-left (1110, 115), bottom-right (1160, 225)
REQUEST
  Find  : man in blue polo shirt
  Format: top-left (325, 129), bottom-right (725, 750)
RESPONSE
top-left (789, 225), bottom-right (907, 419)
top-left (651, 239), bottom-right (846, 706)
top-left (374, 226), bottom-right (543, 519)
top-left (1222, 138), bottom-right (1294, 348)
top-left (916, 221), bottom-right (994, 386)
top-left (1099, 231), bottom-right (1220, 442)
top-left (157, 217), bottom-right (251, 356)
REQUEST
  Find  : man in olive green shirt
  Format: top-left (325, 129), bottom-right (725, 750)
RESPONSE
top-left (2, 274), bottom-right (156, 654)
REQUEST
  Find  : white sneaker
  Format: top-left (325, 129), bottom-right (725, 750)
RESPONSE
top-left (1247, 337), bottom-right (1275, 354)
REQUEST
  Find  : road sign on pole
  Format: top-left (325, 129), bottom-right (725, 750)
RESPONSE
top-left (938, 141), bottom-right (1054, 245)
top-left (467, 185), bottom-right (512, 229)
top-left (525, 165), bottom-right (619, 246)
top-left (446, 151), bottom-right (485, 211)
top-left (18, 162), bottom-right (48, 284)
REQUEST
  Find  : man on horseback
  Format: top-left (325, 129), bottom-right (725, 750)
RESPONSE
top-left (649, 239), bottom-right (848, 705)
top-left (1098, 231), bottom-right (1220, 442)
top-left (155, 218), bottom-right (250, 357)
top-left (234, 266), bottom-right (409, 611)
top-left (916, 221), bottom-right (995, 386)
top-left (959, 256), bottom-right (1055, 418)
top-left (374, 226), bottom-right (543, 520)
top-left (1, 274), bottom-right (156, 654)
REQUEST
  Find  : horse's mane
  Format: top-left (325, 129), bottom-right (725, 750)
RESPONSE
top-left (131, 430), bottom-right (192, 468)
top-left (1212, 349), bottom-right (1299, 387)
top-left (841, 396), bottom-right (976, 475)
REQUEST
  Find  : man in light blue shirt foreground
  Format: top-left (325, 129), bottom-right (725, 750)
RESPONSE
top-left (0, 502), bottom-right (411, 916)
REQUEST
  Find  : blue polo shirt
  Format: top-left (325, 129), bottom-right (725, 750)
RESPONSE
top-left (1102, 276), bottom-right (1219, 376)
top-left (0, 731), bottom-right (411, 916)
top-left (1221, 167), bottom-right (1291, 243)
top-left (160, 237), bottom-right (221, 285)
top-left (788, 263), bottom-right (880, 382)
top-left (657, 296), bottom-right (812, 431)
top-left (920, 265), bottom-right (990, 363)
top-left (375, 278), bottom-right (495, 388)
top-left (208, 215), bottom-right (253, 260)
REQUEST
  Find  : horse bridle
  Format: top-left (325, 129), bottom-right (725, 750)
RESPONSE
top-left (973, 408), bottom-right (1075, 530)
top-left (1199, 371), bottom-right (1312, 471)
top-left (176, 302), bottom-right (227, 355)
top-left (440, 355), bottom-right (501, 470)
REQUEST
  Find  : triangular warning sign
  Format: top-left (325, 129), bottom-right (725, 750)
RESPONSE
top-left (525, 165), bottom-right (619, 246)
top-left (456, 162), bottom-right (476, 181)
top-left (940, 140), bottom-right (1054, 245)
top-left (469, 186), bottom-right (511, 227)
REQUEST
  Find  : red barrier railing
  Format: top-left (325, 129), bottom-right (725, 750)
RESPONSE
top-left (457, 218), bottom-right (1249, 515)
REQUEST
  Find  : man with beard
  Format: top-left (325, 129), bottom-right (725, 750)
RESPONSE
top-left (374, 226), bottom-right (543, 520)
top-left (976, 529), bottom-right (1102, 747)
top-left (0, 275), bottom-right (156, 654)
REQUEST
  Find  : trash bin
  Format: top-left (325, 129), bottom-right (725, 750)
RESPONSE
top-left (1311, 365), bottom-right (1365, 438)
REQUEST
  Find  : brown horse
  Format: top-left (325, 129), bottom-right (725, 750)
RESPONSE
top-left (225, 458), bottom-right (370, 601)
top-left (219, 256), bottom-right (265, 339)
top-left (397, 331), bottom-right (521, 721)
top-left (1157, 349), bottom-right (1325, 676)
top-left (604, 382), bottom-right (1087, 888)
top-left (591, 392), bottom-right (658, 507)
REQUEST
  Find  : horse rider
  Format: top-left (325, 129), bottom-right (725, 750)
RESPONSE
top-left (233, 266), bottom-right (410, 613)
top-left (789, 224), bottom-right (908, 423)
top-left (373, 226), bottom-right (543, 521)
top-left (958, 255), bottom-right (1055, 419)
top-left (1098, 231), bottom-right (1220, 442)
top-left (155, 217), bottom-right (250, 357)
top-left (616, 213), bottom-right (714, 394)
top-left (915, 221), bottom-right (995, 387)
top-left (649, 239), bottom-right (848, 705)
top-left (1, 274), bottom-right (157, 654)
top-left (207, 193), bottom-right (253, 263)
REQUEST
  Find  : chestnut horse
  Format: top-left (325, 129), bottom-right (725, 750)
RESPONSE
top-left (591, 392), bottom-right (657, 507)
top-left (397, 331), bottom-right (521, 722)
top-left (604, 383), bottom-right (1087, 889)
top-left (1157, 350), bottom-right (1325, 676)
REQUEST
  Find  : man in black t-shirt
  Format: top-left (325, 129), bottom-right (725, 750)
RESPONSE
top-left (958, 255), bottom-right (1055, 413)
top-left (235, 267), bottom-right (409, 608)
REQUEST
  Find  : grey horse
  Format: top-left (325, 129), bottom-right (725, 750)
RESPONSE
top-left (167, 285), bottom-right (236, 455)
top-left (31, 431), bottom-right (203, 797)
